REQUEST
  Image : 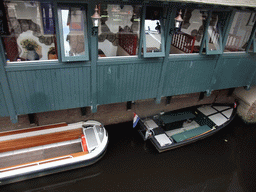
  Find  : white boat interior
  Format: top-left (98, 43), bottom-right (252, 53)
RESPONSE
top-left (0, 121), bottom-right (107, 174)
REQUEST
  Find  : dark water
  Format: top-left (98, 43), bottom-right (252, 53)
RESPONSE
top-left (2, 116), bottom-right (256, 192)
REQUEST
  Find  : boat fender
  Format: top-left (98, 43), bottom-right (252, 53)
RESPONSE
top-left (81, 134), bottom-right (88, 152)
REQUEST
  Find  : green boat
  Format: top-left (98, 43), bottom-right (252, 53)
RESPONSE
top-left (133, 103), bottom-right (237, 152)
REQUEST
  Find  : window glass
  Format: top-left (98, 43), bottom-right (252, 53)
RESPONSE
top-left (224, 12), bottom-right (256, 52)
top-left (145, 19), bottom-right (163, 53)
top-left (2, 1), bottom-right (58, 63)
top-left (170, 9), bottom-right (207, 54)
top-left (207, 12), bottom-right (222, 52)
top-left (58, 5), bottom-right (89, 62)
top-left (204, 11), bottom-right (228, 54)
top-left (98, 4), bottom-right (141, 58)
top-left (142, 6), bottom-right (165, 57)
top-left (61, 8), bottom-right (86, 57)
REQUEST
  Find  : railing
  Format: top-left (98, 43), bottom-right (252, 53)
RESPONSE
top-left (225, 34), bottom-right (242, 51)
top-left (171, 32), bottom-right (196, 53)
top-left (209, 26), bottom-right (242, 52)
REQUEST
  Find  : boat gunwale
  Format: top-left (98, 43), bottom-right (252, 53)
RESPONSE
top-left (0, 151), bottom-right (89, 173)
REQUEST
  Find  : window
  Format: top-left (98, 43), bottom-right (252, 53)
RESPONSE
top-left (248, 32), bottom-right (256, 53)
top-left (170, 9), bottom-right (207, 54)
top-left (224, 12), bottom-right (256, 52)
top-left (143, 6), bottom-right (165, 57)
top-left (1, 1), bottom-right (58, 63)
top-left (98, 4), bottom-right (141, 58)
top-left (57, 4), bottom-right (89, 62)
top-left (204, 11), bottom-right (228, 55)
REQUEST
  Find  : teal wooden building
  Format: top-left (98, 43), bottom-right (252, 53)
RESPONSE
top-left (0, 0), bottom-right (256, 124)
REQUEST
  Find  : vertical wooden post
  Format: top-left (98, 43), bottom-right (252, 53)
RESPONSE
top-left (156, 6), bottom-right (176, 103)
top-left (90, 3), bottom-right (98, 113)
top-left (0, 38), bottom-right (18, 123)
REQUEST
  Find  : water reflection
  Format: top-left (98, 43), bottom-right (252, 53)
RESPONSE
top-left (2, 117), bottom-right (256, 191)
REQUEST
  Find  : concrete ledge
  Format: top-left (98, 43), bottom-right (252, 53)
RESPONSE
top-left (234, 86), bottom-right (256, 123)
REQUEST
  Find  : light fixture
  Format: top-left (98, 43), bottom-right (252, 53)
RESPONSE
top-left (91, 5), bottom-right (101, 27)
top-left (175, 10), bottom-right (183, 28)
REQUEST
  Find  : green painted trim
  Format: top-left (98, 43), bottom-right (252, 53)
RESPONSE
top-left (5, 63), bottom-right (91, 72)
top-left (0, 38), bottom-right (18, 123)
top-left (254, 40), bottom-right (256, 53)
top-left (89, 3), bottom-right (98, 113)
top-left (97, 57), bottom-right (164, 65)
top-left (206, 24), bottom-right (223, 54)
top-left (199, 10), bottom-right (212, 54)
top-left (156, 7), bottom-right (176, 103)
top-left (222, 10), bottom-right (236, 52)
top-left (138, 4), bottom-right (145, 59)
top-left (246, 20), bottom-right (256, 53)
top-left (53, 1), bottom-right (62, 64)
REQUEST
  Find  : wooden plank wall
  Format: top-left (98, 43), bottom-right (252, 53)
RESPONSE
top-left (5, 66), bottom-right (91, 115)
top-left (0, 83), bottom-right (9, 117)
top-left (1, 54), bottom-right (256, 116)
top-left (213, 55), bottom-right (256, 90)
top-left (162, 57), bottom-right (216, 96)
top-left (97, 61), bottom-right (162, 105)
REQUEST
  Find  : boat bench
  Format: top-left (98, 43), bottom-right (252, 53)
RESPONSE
top-left (160, 110), bottom-right (196, 131)
top-left (0, 128), bottom-right (83, 153)
top-left (171, 125), bottom-right (212, 142)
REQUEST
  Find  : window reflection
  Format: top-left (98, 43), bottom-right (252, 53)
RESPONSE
top-left (61, 7), bottom-right (86, 57)
top-left (170, 9), bottom-right (207, 54)
top-left (225, 12), bottom-right (256, 52)
top-left (98, 4), bottom-right (141, 57)
top-left (207, 12), bottom-right (222, 51)
top-left (145, 20), bottom-right (162, 53)
top-left (2, 0), bottom-right (57, 62)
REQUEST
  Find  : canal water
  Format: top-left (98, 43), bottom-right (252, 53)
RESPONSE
top-left (2, 116), bottom-right (256, 192)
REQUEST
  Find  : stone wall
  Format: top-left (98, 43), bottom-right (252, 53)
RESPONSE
top-left (0, 89), bottom-right (235, 131)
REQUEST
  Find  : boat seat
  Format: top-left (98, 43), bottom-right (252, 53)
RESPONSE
top-left (0, 128), bottom-right (83, 153)
top-left (171, 125), bottom-right (211, 142)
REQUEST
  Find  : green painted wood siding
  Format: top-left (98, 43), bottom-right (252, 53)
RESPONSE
top-left (162, 57), bottom-right (216, 96)
top-left (97, 61), bottom-right (162, 105)
top-left (212, 55), bottom-right (256, 90)
top-left (5, 66), bottom-right (91, 115)
top-left (1, 54), bottom-right (256, 116)
top-left (0, 83), bottom-right (8, 116)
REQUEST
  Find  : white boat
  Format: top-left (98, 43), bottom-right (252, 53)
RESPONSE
top-left (0, 120), bottom-right (108, 185)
